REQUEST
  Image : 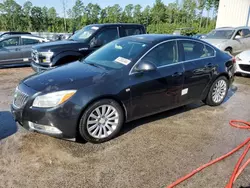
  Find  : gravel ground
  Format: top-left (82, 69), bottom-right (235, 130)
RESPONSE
top-left (0, 67), bottom-right (249, 188)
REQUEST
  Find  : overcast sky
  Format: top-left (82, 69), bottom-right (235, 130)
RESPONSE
top-left (16, 0), bottom-right (175, 16)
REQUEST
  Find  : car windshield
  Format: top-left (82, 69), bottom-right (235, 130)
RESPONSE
top-left (205, 29), bottom-right (235, 39)
top-left (84, 39), bottom-right (149, 70)
top-left (70, 26), bottom-right (99, 41)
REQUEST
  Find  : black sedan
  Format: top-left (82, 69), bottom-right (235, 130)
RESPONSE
top-left (11, 34), bottom-right (235, 143)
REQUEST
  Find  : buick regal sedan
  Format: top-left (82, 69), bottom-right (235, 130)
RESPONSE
top-left (11, 35), bottom-right (235, 143)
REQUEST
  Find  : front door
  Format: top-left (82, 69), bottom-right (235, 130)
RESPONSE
top-left (21, 37), bottom-right (41, 62)
top-left (178, 39), bottom-right (216, 103)
top-left (129, 40), bottom-right (184, 120)
top-left (0, 37), bottom-right (22, 65)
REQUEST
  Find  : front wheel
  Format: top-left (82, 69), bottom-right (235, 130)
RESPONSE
top-left (205, 76), bottom-right (229, 106)
top-left (79, 99), bottom-right (124, 143)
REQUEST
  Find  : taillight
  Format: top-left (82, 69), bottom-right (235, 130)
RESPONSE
top-left (232, 57), bottom-right (236, 64)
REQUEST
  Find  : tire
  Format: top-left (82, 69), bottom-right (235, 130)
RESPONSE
top-left (79, 99), bottom-right (124, 143)
top-left (205, 76), bottom-right (229, 106)
top-left (225, 47), bottom-right (232, 55)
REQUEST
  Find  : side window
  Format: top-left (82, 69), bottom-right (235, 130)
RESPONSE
top-left (0, 37), bottom-right (20, 47)
top-left (242, 29), bottom-right (250, 37)
top-left (179, 40), bottom-right (209, 61)
top-left (204, 45), bottom-right (215, 57)
top-left (93, 28), bottom-right (118, 46)
top-left (141, 41), bottom-right (178, 67)
top-left (23, 38), bottom-right (40, 45)
top-left (124, 27), bottom-right (142, 36)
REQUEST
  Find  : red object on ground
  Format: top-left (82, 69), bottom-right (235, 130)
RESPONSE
top-left (166, 120), bottom-right (250, 188)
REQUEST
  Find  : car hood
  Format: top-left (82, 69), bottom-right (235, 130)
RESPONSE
top-left (22, 61), bottom-right (112, 92)
top-left (202, 39), bottom-right (228, 46)
top-left (33, 40), bottom-right (88, 51)
top-left (236, 50), bottom-right (250, 61)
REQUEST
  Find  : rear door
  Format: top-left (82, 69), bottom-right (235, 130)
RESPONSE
top-left (129, 40), bottom-right (184, 119)
top-left (88, 27), bottom-right (119, 54)
top-left (21, 37), bottom-right (41, 63)
top-left (241, 29), bottom-right (250, 49)
top-left (120, 25), bottom-right (145, 37)
top-left (177, 39), bottom-right (216, 104)
top-left (0, 36), bottom-right (22, 65)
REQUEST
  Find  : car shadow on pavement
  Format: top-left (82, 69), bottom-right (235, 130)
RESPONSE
top-left (120, 102), bottom-right (204, 137)
top-left (0, 111), bottom-right (17, 140)
top-left (224, 85), bottom-right (238, 103)
top-left (119, 86), bottom-right (238, 138)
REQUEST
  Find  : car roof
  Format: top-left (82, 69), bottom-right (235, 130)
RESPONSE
top-left (1, 34), bottom-right (45, 40)
top-left (124, 34), bottom-right (197, 43)
top-left (86, 23), bottom-right (144, 28)
top-left (215, 26), bottom-right (250, 30)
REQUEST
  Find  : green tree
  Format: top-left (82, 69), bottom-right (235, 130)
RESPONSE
top-left (122, 4), bottom-right (134, 23)
top-left (22, 1), bottom-right (33, 31)
top-left (31, 6), bottom-right (43, 31)
top-left (133, 5), bottom-right (142, 24)
top-left (48, 7), bottom-right (57, 32)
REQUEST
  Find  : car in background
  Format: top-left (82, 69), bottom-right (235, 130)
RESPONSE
top-left (203, 26), bottom-right (250, 54)
top-left (11, 35), bottom-right (235, 143)
top-left (31, 23), bottom-right (146, 72)
top-left (0, 35), bottom-right (49, 67)
top-left (235, 50), bottom-right (250, 76)
top-left (192, 34), bottom-right (206, 39)
top-left (173, 28), bottom-right (196, 36)
top-left (0, 31), bottom-right (31, 40)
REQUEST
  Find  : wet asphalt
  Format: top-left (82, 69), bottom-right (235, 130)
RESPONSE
top-left (0, 67), bottom-right (249, 188)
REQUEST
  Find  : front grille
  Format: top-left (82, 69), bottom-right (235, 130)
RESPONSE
top-left (13, 88), bottom-right (29, 109)
top-left (239, 64), bottom-right (250, 72)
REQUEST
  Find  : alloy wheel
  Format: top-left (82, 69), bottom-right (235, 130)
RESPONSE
top-left (87, 105), bottom-right (119, 139)
top-left (212, 79), bottom-right (227, 103)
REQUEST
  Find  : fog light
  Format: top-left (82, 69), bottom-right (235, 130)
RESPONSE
top-left (28, 122), bottom-right (62, 134)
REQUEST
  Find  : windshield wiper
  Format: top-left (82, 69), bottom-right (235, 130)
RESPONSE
top-left (86, 62), bottom-right (105, 70)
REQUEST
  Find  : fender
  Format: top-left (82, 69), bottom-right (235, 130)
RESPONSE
top-left (52, 51), bottom-right (83, 66)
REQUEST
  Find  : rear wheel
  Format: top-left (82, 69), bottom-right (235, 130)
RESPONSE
top-left (79, 99), bottom-right (124, 143)
top-left (205, 76), bottom-right (229, 106)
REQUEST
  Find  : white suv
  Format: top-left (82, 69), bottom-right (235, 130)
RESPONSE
top-left (203, 27), bottom-right (250, 54)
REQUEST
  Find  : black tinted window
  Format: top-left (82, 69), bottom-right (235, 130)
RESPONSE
top-left (124, 28), bottom-right (142, 36)
top-left (93, 28), bottom-right (119, 46)
top-left (142, 41), bottom-right (178, 67)
top-left (0, 37), bottom-right (19, 47)
top-left (23, 38), bottom-right (40, 45)
top-left (242, 29), bottom-right (250, 37)
top-left (179, 40), bottom-right (213, 61)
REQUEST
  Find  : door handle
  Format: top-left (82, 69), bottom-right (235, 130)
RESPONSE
top-left (172, 72), bottom-right (183, 77)
top-left (205, 63), bottom-right (213, 68)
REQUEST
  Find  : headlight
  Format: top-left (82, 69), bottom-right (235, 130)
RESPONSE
top-left (33, 90), bottom-right (76, 108)
top-left (39, 51), bottom-right (54, 63)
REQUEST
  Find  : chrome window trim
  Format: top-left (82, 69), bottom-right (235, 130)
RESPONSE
top-left (129, 38), bottom-right (217, 75)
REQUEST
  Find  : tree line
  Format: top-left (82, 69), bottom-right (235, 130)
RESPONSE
top-left (0, 0), bottom-right (219, 34)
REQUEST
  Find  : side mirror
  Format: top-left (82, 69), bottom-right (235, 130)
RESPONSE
top-left (134, 60), bottom-right (157, 73)
top-left (235, 35), bottom-right (242, 39)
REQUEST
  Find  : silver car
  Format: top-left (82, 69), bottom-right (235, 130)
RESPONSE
top-left (203, 26), bottom-right (250, 55)
top-left (0, 35), bottom-right (49, 67)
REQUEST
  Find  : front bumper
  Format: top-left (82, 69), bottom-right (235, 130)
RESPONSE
top-left (31, 61), bottom-right (53, 72)
top-left (11, 83), bottom-right (81, 139)
top-left (235, 61), bottom-right (250, 75)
